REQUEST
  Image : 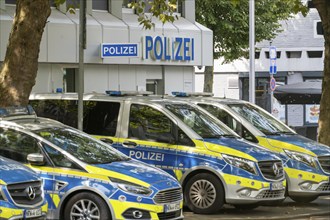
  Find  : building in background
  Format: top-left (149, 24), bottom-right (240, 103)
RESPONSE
top-left (195, 5), bottom-right (323, 140)
top-left (0, 0), bottom-right (212, 95)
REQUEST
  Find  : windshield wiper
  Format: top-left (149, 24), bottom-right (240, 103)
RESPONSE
top-left (265, 131), bottom-right (295, 135)
top-left (98, 157), bottom-right (131, 164)
top-left (203, 134), bottom-right (238, 139)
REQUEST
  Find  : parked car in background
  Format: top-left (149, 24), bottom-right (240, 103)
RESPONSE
top-left (172, 92), bottom-right (330, 203)
top-left (30, 92), bottom-right (287, 214)
top-left (0, 155), bottom-right (47, 220)
top-left (0, 106), bottom-right (183, 220)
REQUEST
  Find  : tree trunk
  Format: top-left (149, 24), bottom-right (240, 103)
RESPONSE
top-left (0, 0), bottom-right (51, 107)
top-left (203, 66), bottom-right (214, 93)
top-left (313, 0), bottom-right (330, 146)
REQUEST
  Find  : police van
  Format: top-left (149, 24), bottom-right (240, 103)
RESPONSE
top-left (0, 106), bottom-right (183, 220)
top-left (0, 156), bottom-right (48, 220)
top-left (30, 92), bottom-right (287, 214)
top-left (171, 92), bottom-right (330, 203)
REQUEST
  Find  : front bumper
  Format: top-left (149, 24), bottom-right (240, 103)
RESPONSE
top-left (0, 202), bottom-right (48, 220)
top-left (109, 199), bottom-right (183, 220)
top-left (222, 174), bottom-right (286, 204)
top-left (285, 168), bottom-right (330, 196)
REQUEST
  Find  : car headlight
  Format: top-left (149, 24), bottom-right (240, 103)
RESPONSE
top-left (222, 154), bottom-right (258, 175)
top-left (110, 178), bottom-right (152, 196)
top-left (284, 150), bottom-right (317, 168)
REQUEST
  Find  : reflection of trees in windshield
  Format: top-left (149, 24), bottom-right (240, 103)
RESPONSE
top-left (165, 104), bottom-right (229, 138)
top-left (229, 104), bottom-right (292, 134)
top-left (35, 128), bottom-right (126, 164)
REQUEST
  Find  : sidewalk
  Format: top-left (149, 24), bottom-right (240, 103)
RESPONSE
top-left (184, 196), bottom-right (330, 220)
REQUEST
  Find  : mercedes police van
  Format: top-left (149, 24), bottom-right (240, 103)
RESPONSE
top-left (172, 92), bottom-right (330, 203)
top-left (0, 156), bottom-right (47, 220)
top-left (0, 106), bottom-right (183, 220)
top-left (30, 92), bottom-right (287, 214)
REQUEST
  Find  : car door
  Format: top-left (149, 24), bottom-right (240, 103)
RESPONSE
top-left (117, 102), bottom-right (179, 177)
top-left (0, 127), bottom-right (56, 211)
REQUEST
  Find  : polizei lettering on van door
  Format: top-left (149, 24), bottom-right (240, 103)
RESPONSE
top-left (129, 151), bottom-right (165, 161)
top-left (143, 36), bottom-right (194, 61)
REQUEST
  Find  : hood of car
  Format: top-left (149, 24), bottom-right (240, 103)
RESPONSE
top-left (265, 134), bottom-right (330, 156)
top-left (0, 156), bottom-right (40, 184)
top-left (203, 137), bottom-right (281, 162)
top-left (86, 159), bottom-right (180, 190)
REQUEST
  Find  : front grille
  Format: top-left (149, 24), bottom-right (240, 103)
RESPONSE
top-left (258, 160), bottom-right (284, 180)
top-left (154, 188), bottom-right (182, 204)
top-left (256, 189), bottom-right (285, 199)
top-left (158, 210), bottom-right (181, 220)
top-left (7, 180), bottom-right (43, 206)
top-left (318, 155), bottom-right (330, 173)
top-left (317, 183), bottom-right (330, 192)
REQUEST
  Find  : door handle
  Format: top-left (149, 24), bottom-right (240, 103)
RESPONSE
top-left (100, 138), bottom-right (113, 145)
top-left (123, 141), bottom-right (137, 148)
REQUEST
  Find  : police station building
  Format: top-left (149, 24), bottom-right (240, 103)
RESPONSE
top-left (0, 0), bottom-right (213, 95)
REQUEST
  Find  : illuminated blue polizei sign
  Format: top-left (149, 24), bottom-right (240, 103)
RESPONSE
top-left (143, 36), bottom-right (194, 61)
top-left (101, 36), bottom-right (195, 62)
top-left (101, 43), bottom-right (139, 58)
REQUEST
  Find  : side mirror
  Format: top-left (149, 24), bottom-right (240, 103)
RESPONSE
top-left (27, 153), bottom-right (45, 166)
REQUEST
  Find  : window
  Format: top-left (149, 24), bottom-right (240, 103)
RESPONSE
top-left (5, 0), bottom-right (16, 4)
top-left (63, 68), bottom-right (78, 93)
top-left (255, 52), bottom-right (260, 59)
top-left (286, 51), bottom-right (302, 58)
top-left (43, 144), bottom-right (81, 169)
top-left (93, 0), bottom-right (108, 10)
top-left (307, 51), bottom-right (323, 58)
top-left (0, 128), bottom-right (41, 163)
top-left (129, 104), bottom-right (175, 144)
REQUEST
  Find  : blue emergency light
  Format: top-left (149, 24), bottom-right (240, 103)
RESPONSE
top-left (172, 91), bottom-right (214, 97)
top-left (105, 90), bottom-right (153, 96)
top-left (0, 106), bottom-right (36, 118)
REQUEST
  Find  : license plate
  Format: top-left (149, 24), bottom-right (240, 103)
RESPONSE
top-left (164, 202), bottom-right (180, 213)
top-left (270, 182), bottom-right (284, 191)
top-left (25, 208), bottom-right (42, 218)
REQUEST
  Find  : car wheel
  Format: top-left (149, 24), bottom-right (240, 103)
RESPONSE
top-left (184, 173), bottom-right (224, 214)
top-left (290, 195), bottom-right (319, 203)
top-left (63, 192), bottom-right (111, 220)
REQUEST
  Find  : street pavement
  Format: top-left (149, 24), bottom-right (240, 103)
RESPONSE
top-left (183, 196), bottom-right (330, 220)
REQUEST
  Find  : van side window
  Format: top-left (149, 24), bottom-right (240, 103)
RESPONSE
top-left (129, 104), bottom-right (175, 144)
top-left (0, 127), bottom-right (42, 163)
top-left (198, 104), bottom-right (258, 143)
top-left (84, 101), bottom-right (120, 136)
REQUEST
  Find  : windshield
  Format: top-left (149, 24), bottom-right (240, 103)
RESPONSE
top-left (165, 103), bottom-right (235, 138)
top-left (228, 103), bottom-right (293, 135)
top-left (34, 127), bottom-right (128, 164)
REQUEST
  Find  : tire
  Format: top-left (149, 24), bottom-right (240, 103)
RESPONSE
top-left (233, 204), bottom-right (259, 210)
top-left (290, 195), bottom-right (319, 203)
top-left (184, 173), bottom-right (224, 214)
top-left (63, 192), bottom-right (111, 220)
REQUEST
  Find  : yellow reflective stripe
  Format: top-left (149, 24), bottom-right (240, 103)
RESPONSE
top-left (0, 207), bottom-right (23, 219)
top-left (284, 167), bottom-right (328, 182)
top-left (0, 180), bottom-right (6, 185)
top-left (195, 140), bottom-right (257, 161)
top-left (50, 193), bottom-right (61, 208)
top-left (42, 202), bottom-right (48, 213)
top-left (173, 170), bottom-right (183, 181)
top-left (257, 137), bottom-right (316, 157)
top-left (256, 136), bottom-right (283, 153)
top-left (222, 173), bottom-right (276, 190)
top-left (85, 165), bottom-right (150, 188)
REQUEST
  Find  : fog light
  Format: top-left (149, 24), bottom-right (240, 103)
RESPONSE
top-left (237, 189), bottom-right (252, 197)
top-left (300, 182), bottom-right (313, 190)
top-left (133, 210), bottom-right (143, 219)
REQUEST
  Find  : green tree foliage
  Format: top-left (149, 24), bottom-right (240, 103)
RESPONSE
top-left (196, 0), bottom-right (307, 62)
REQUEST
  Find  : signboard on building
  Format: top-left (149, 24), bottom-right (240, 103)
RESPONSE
top-left (269, 46), bottom-right (277, 75)
top-left (101, 43), bottom-right (139, 58)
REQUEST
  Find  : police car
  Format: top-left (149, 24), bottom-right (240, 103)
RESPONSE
top-left (0, 106), bottom-right (183, 220)
top-left (30, 92), bottom-right (287, 214)
top-left (0, 156), bottom-right (47, 220)
top-left (171, 92), bottom-right (330, 203)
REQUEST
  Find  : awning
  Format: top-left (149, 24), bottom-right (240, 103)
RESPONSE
top-left (274, 80), bottom-right (322, 104)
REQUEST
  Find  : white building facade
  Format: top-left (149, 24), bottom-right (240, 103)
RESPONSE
top-left (0, 0), bottom-right (213, 95)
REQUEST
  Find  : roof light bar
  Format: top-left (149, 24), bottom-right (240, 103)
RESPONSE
top-left (105, 90), bottom-right (154, 96)
top-left (171, 91), bottom-right (214, 97)
top-left (0, 106), bottom-right (36, 118)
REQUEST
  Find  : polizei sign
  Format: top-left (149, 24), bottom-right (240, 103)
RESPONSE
top-left (101, 35), bottom-right (195, 62)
